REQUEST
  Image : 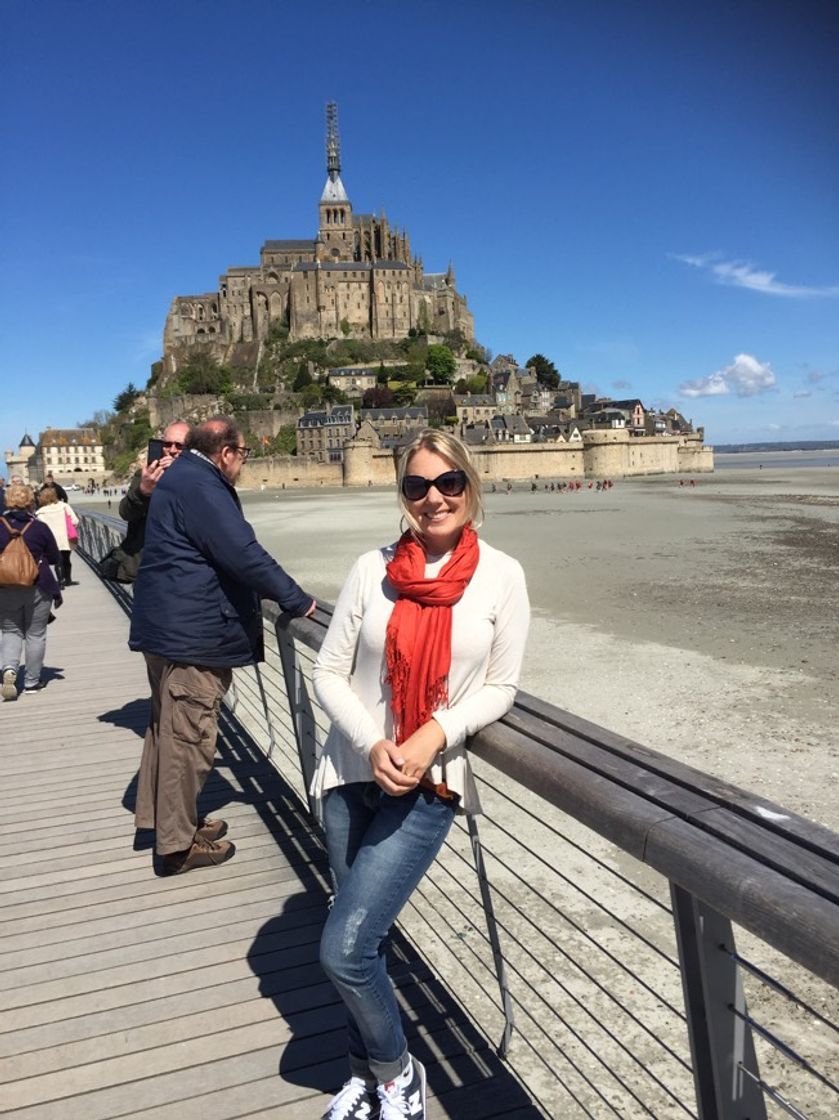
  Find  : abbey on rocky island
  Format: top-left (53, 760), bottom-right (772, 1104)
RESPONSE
top-left (163, 104), bottom-right (474, 372)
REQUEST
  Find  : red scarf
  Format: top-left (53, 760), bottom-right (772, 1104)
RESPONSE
top-left (385, 525), bottom-right (480, 744)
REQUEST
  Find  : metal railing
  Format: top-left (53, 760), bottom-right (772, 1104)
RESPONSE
top-left (78, 512), bottom-right (839, 1120)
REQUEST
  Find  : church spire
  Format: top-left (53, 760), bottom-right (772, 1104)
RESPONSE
top-left (321, 101), bottom-right (348, 202)
top-left (326, 101), bottom-right (341, 179)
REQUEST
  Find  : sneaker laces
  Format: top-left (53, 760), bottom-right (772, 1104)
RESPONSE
top-left (377, 1081), bottom-right (410, 1119)
top-left (324, 1077), bottom-right (375, 1119)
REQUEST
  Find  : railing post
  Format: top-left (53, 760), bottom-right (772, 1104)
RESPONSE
top-left (466, 812), bottom-right (516, 1059)
top-left (671, 884), bottom-right (767, 1120)
top-left (275, 620), bottom-right (319, 822)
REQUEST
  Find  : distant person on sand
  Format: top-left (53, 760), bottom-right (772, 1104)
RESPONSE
top-left (312, 430), bottom-right (529, 1120)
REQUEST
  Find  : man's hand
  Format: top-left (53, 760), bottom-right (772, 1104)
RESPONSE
top-left (138, 453), bottom-right (175, 498)
top-left (304, 599), bottom-right (317, 618)
top-left (369, 739), bottom-right (419, 796)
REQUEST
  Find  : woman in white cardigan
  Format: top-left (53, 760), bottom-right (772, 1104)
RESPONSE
top-left (35, 488), bottom-right (79, 587)
top-left (313, 429), bottom-right (529, 1120)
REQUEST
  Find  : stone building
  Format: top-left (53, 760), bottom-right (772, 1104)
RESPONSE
top-left (358, 406), bottom-right (428, 447)
top-left (27, 428), bottom-right (106, 484)
top-left (163, 104), bottom-right (474, 373)
top-left (4, 433), bottom-right (37, 484)
top-left (454, 395), bottom-right (496, 424)
top-left (327, 367), bottom-right (377, 395)
top-left (297, 404), bottom-right (355, 463)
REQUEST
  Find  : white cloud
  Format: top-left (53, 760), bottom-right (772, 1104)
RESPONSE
top-left (792, 390), bottom-right (812, 399)
top-left (671, 253), bottom-right (839, 298)
top-left (679, 353), bottom-right (777, 399)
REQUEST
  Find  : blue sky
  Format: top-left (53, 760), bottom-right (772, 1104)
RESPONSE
top-left (2, 0), bottom-right (838, 460)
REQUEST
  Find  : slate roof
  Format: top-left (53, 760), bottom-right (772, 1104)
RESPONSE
top-left (262, 240), bottom-right (314, 252)
top-left (453, 395), bottom-right (495, 407)
top-left (360, 406), bottom-right (428, 422)
top-left (39, 428), bottom-right (99, 446)
top-left (298, 406), bottom-right (355, 429)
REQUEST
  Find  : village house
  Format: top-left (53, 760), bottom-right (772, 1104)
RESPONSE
top-left (297, 404), bottom-right (355, 463)
top-left (27, 428), bottom-right (107, 484)
top-left (358, 405), bottom-right (428, 446)
top-left (327, 367), bottom-right (378, 395)
top-left (453, 394), bottom-right (496, 424)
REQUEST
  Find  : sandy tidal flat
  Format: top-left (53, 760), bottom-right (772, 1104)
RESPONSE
top-left (242, 463), bottom-right (839, 831)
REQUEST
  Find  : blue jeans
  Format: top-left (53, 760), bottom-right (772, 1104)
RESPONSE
top-left (320, 782), bottom-right (456, 1082)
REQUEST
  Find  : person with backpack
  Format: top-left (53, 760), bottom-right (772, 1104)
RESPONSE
top-left (0, 483), bottom-right (63, 701)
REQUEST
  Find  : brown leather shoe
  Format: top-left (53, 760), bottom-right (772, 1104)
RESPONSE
top-left (162, 837), bottom-right (235, 875)
top-left (195, 818), bottom-right (228, 842)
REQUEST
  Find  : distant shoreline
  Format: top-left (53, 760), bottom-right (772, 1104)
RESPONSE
top-left (714, 440), bottom-right (839, 453)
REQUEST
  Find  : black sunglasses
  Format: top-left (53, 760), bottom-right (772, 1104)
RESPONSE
top-left (401, 470), bottom-right (468, 501)
top-left (163, 440), bottom-right (184, 450)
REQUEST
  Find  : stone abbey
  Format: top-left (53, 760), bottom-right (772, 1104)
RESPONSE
top-left (163, 104), bottom-right (474, 372)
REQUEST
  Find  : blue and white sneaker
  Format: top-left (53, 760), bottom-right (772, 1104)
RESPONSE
top-left (377, 1056), bottom-right (426, 1119)
top-left (322, 1076), bottom-right (380, 1119)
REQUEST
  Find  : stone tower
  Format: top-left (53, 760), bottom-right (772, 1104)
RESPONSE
top-left (318, 102), bottom-right (354, 262)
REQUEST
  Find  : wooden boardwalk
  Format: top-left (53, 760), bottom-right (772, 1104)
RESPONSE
top-left (0, 559), bottom-right (541, 1119)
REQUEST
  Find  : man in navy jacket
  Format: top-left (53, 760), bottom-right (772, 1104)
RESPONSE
top-left (130, 416), bottom-right (315, 875)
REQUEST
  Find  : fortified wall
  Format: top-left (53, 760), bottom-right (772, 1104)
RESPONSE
top-left (238, 431), bottom-right (713, 491)
top-left (150, 395), bottom-right (300, 441)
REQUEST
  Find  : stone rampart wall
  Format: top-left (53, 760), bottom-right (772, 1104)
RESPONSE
top-left (229, 433), bottom-right (715, 491)
top-left (239, 457), bottom-right (343, 489)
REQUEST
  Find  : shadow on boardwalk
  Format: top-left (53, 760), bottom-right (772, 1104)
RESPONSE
top-left (220, 710), bottom-right (543, 1117)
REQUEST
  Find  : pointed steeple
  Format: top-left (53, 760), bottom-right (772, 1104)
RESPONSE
top-left (321, 101), bottom-right (348, 203)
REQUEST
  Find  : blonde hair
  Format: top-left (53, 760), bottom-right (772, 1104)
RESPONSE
top-left (5, 483), bottom-right (35, 510)
top-left (396, 429), bottom-right (484, 539)
top-left (38, 487), bottom-right (58, 507)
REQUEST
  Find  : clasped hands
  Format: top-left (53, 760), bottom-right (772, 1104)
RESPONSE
top-left (369, 720), bottom-right (446, 796)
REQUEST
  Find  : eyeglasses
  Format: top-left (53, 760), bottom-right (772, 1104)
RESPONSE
top-left (227, 445), bottom-right (252, 460)
top-left (401, 469), bottom-right (467, 501)
top-left (163, 440), bottom-right (184, 450)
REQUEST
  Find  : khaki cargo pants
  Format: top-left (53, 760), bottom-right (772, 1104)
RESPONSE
top-left (135, 654), bottom-right (232, 855)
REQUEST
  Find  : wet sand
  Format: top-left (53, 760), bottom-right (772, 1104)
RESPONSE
top-left (240, 464), bottom-right (839, 831)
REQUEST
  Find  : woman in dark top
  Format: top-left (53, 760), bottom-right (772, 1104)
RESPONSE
top-left (0, 483), bottom-right (62, 700)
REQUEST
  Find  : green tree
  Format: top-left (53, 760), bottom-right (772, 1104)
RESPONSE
top-left (526, 353), bottom-right (560, 388)
top-left (322, 384), bottom-right (348, 404)
top-left (272, 425), bottom-right (297, 455)
top-left (293, 365), bottom-right (313, 391)
top-left (300, 383), bottom-right (323, 409)
top-left (175, 353), bottom-right (233, 395)
top-left (426, 344), bottom-right (456, 384)
top-left (362, 386), bottom-right (395, 408)
top-left (465, 373), bottom-right (489, 395)
top-left (113, 382), bottom-right (141, 413)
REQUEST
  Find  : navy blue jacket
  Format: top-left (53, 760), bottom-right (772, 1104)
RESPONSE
top-left (129, 451), bottom-right (313, 666)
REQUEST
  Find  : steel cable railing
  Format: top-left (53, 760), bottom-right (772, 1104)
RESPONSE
top-left (77, 512), bottom-right (839, 1120)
